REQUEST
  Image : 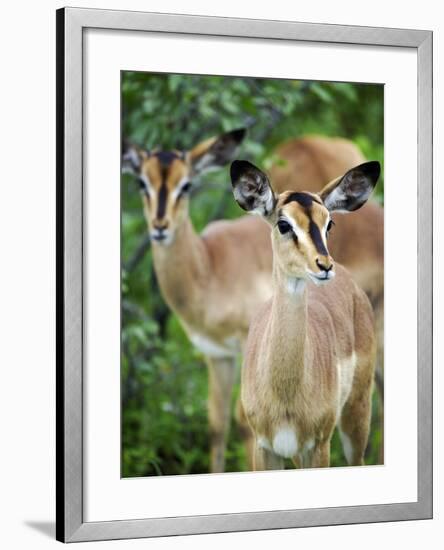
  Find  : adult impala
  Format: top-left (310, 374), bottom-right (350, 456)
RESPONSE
top-left (123, 129), bottom-right (273, 473)
top-left (230, 159), bottom-right (378, 469)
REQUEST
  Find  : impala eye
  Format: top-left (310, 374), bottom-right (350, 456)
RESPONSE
top-left (277, 220), bottom-right (292, 235)
top-left (138, 177), bottom-right (148, 191)
top-left (180, 181), bottom-right (192, 194)
top-left (327, 219), bottom-right (334, 233)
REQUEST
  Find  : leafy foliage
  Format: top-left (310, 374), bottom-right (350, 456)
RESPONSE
top-left (121, 72), bottom-right (384, 477)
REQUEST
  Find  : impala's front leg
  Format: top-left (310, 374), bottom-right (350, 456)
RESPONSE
top-left (206, 356), bottom-right (236, 473)
top-left (235, 397), bottom-right (255, 471)
top-left (254, 444), bottom-right (285, 471)
top-left (309, 441), bottom-right (331, 468)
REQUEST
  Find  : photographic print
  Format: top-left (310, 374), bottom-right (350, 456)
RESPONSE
top-left (57, 9), bottom-right (432, 541)
top-left (121, 72), bottom-right (384, 478)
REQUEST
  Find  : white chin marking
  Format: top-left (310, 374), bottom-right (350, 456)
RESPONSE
top-left (272, 427), bottom-right (298, 459)
top-left (151, 233), bottom-right (174, 246)
top-left (152, 239), bottom-right (173, 247)
top-left (309, 271), bottom-right (335, 286)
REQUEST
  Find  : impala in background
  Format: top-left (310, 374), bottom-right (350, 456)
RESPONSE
top-left (123, 129), bottom-right (273, 472)
top-left (230, 159), bottom-right (379, 469)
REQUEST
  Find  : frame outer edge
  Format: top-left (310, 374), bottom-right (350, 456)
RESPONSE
top-left (59, 7), bottom-right (84, 543)
top-left (57, 7), bottom-right (434, 542)
top-left (416, 31), bottom-right (433, 519)
top-left (64, 6), bottom-right (430, 46)
top-left (68, 502), bottom-right (427, 542)
top-left (55, 7), bottom-right (66, 543)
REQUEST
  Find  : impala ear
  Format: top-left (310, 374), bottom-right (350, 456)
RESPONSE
top-left (319, 161), bottom-right (380, 213)
top-left (230, 160), bottom-right (277, 217)
top-left (122, 140), bottom-right (149, 175)
top-left (189, 128), bottom-right (247, 175)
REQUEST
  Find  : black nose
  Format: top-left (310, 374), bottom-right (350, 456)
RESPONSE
top-left (316, 259), bottom-right (333, 273)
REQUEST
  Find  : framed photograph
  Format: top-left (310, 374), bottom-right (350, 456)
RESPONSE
top-left (56, 6), bottom-right (433, 543)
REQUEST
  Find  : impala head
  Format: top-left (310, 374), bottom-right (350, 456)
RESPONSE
top-left (230, 159), bottom-right (380, 286)
top-left (122, 128), bottom-right (246, 245)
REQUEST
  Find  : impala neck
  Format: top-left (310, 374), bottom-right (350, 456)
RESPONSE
top-left (266, 265), bottom-right (310, 386)
top-left (151, 217), bottom-right (210, 322)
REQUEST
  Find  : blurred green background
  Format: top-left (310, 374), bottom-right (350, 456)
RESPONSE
top-left (121, 72), bottom-right (384, 477)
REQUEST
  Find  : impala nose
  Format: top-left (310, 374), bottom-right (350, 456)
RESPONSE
top-left (316, 258), bottom-right (333, 275)
top-left (151, 221), bottom-right (169, 242)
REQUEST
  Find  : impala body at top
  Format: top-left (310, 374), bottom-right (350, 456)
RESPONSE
top-left (230, 159), bottom-right (379, 470)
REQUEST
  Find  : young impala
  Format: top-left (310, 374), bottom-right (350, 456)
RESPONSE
top-left (270, 136), bottom-right (384, 460)
top-left (230, 159), bottom-right (379, 470)
top-left (123, 129), bottom-right (273, 473)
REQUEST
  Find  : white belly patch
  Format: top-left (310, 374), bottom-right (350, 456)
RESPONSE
top-left (272, 427), bottom-right (298, 459)
top-left (259, 430), bottom-right (314, 461)
top-left (337, 351), bottom-right (357, 411)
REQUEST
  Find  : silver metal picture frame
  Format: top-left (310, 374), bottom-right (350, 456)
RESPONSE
top-left (56, 6), bottom-right (433, 543)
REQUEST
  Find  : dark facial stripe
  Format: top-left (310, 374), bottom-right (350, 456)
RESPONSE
top-left (155, 150), bottom-right (180, 166)
top-left (282, 193), bottom-right (328, 255)
top-left (309, 219), bottom-right (328, 255)
top-left (283, 192), bottom-right (321, 207)
top-left (157, 181), bottom-right (168, 219)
